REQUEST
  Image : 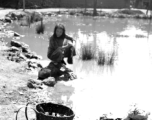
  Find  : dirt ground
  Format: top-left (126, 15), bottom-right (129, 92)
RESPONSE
top-left (0, 40), bottom-right (74, 120)
top-left (0, 40), bottom-right (39, 119)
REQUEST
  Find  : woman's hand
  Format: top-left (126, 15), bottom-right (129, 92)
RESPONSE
top-left (73, 39), bottom-right (76, 42)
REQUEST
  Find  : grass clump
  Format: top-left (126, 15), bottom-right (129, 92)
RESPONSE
top-left (125, 105), bottom-right (150, 120)
top-left (97, 50), bottom-right (115, 66)
top-left (106, 52), bottom-right (115, 66)
top-left (80, 43), bottom-right (95, 61)
top-left (97, 50), bottom-right (106, 65)
top-left (25, 11), bottom-right (43, 27)
top-left (36, 19), bottom-right (45, 34)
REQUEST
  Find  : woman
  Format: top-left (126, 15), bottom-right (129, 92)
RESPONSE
top-left (47, 23), bottom-right (76, 65)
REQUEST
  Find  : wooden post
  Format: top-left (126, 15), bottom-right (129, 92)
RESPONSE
top-left (146, 0), bottom-right (151, 15)
top-left (23, 0), bottom-right (25, 11)
top-left (93, 0), bottom-right (97, 16)
top-left (84, 0), bottom-right (87, 13)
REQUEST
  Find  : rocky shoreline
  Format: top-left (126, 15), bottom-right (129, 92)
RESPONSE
top-left (1, 9), bottom-right (151, 26)
top-left (0, 28), bottom-right (43, 71)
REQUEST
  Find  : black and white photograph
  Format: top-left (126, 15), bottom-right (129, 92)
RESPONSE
top-left (0, 0), bottom-right (152, 120)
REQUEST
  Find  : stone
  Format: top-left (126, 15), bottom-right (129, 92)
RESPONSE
top-left (27, 61), bottom-right (38, 69)
top-left (27, 79), bottom-right (42, 89)
top-left (38, 62), bottom-right (74, 81)
top-left (4, 17), bottom-right (12, 23)
top-left (30, 52), bottom-right (42, 59)
top-left (38, 67), bottom-right (52, 80)
top-left (24, 52), bottom-right (32, 58)
top-left (11, 40), bottom-right (28, 48)
top-left (28, 78), bottom-right (42, 85)
top-left (27, 60), bottom-right (43, 70)
top-left (14, 32), bottom-right (24, 37)
top-left (42, 77), bottom-right (56, 87)
top-left (19, 53), bottom-right (27, 60)
top-left (11, 40), bottom-right (30, 53)
top-left (24, 52), bottom-right (42, 59)
top-left (6, 11), bottom-right (26, 20)
top-left (8, 46), bottom-right (20, 52)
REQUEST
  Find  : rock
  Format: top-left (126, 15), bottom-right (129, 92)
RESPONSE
top-left (38, 67), bottom-right (52, 80)
top-left (24, 52), bottom-right (42, 59)
top-left (27, 59), bottom-right (43, 70)
top-left (38, 62), bottom-right (74, 81)
top-left (4, 17), bottom-right (12, 23)
top-left (28, 78), bottom-right (42, 85)
top-left (14, 32), bottom-right (24, 37)
top-left (42, 77), bottom-right (56, 87)
top-left (24, 52), bottom-right (32, 58)
top-left (128, 115), bottom-right (148, 120)
top-left (4, 30), bottom-right (15, 37)
top-left (8, 46), bottom-right (20, 52)
top-left (11, 40), bottom-right (30, 53)
top-left (44, 12), bottom-right (52, 16)
top-left (6, 11), bottom-right (26, 21)
top-left (56, 72), bottom-right (77, 81)
top-left (5, 11), bottom-right (43, 23)
top-left (11, 40), bottom-right (23, 47)
top-left (22, 46), bottom-right (30, 53)
top-left (6, 51), bottom-right (25, 63)
top-left (27, 61), bottom-right (39, 69)
top-left (27, 81), bottom-right (42, 89)
top-left (19, 53), bottom-right (27, 60)
top-left (31, 53), bottom-right (42, 59)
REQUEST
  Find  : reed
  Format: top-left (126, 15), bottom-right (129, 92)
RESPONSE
top-left (97, 50), bottom-right (106, 66)
top-left (80, 43), bottom-right (95, 60)
top-left (36, 18), bottom-right (45, 34)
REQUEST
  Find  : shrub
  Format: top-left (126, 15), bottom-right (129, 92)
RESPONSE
top-left (69, 10), bottom-right (76, 15)
top-left (36, 19), bottom-right (45, 34)
top-left (97, 50), bottom-right (106, 66)
top-left (125, 106), bottom-right (149, 120)
top-left (80, 43), bottom-right (95, 60)
top-left (97, 50), bottom-right (115, 66)
top-left (106, 52), bottom-right (115, 66)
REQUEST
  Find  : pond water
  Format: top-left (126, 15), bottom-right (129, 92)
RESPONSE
top-left (7, 15), bottom-right (152, 77)
top-left (6, 15), bottom-right (152, 119)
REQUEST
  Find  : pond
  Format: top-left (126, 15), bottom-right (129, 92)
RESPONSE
top-left (6, 15), bottom-right (152, 119)
top-left (7, 15), bottom-right (152, 76)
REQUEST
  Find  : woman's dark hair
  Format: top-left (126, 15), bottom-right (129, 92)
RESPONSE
top-left (53, 23), bottom-right (66, 39)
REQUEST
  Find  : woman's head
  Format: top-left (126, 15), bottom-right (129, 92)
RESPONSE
top-left (53, 24), bottom-right (66, 39)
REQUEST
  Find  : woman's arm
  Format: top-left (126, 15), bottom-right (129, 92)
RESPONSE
top-left (65, 34), bottom-right (75, 43)
top-left (47, 36), bottom-right (55, 59)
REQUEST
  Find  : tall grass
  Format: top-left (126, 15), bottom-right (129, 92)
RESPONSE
top-left (80, 43), bottom-right (95, 61)
top-left (97, 50), bottom-right (115, 66)
top-left (106, 52), bottom-right (115, 66)
top-left (36, 18), bottom-right (45, 34)
top-left (97, 50), bottom-right (105, 65)
top-left (25, 12), bottom-right (42, 27)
